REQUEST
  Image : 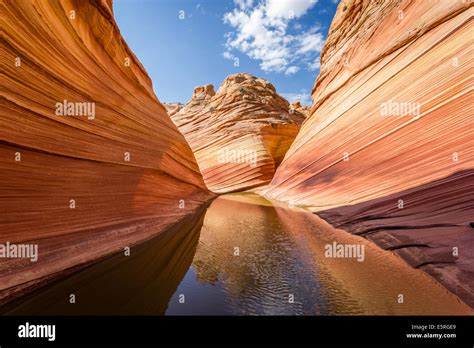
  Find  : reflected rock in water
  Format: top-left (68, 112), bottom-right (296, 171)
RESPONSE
top-left (1, 206), bottom-right (207, 315)
top-left (176, 194), bottom-right (473, 315)
top-left (190, 195), bottom-right (330, 315)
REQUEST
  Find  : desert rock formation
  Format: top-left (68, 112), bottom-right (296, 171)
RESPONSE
top-left (1, 0), bottom-right (210, 304)
top-left (164, 102), bottom-right (184, 116)
top-left (264, 0), bottom-right (473, 306)
top-left (289, 101), bottom-right (310, 118)
top-left (171, 73), bottom-right (305, 193)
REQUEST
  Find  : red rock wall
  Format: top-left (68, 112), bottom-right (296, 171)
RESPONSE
top-left (266, 0), bottom-right (472, 209)
top-left (264, 0), bottom-right (473, 306)
top-left (0, 0), bottom-right (209, 303)
top-left (171, 73), bottom-right (305, 193)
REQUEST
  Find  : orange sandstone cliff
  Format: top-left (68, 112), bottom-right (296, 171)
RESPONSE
top-left (170, 73), bottom-right (305, 193)
top-left (0, 0), bottom-right (210, 304)
top-left (264, 0), bottom-right (474, 306)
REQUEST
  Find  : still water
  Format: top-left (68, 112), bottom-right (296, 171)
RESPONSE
top-left (3, 194), bottom-right (472, 315)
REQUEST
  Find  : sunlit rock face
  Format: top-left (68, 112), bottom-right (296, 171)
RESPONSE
top-left (171, 73), bottom-right (305, 193)
top-left (264, 0), bottom-right (473, 306)
top-left (0, 0), bottom-right (209, 303)
top-left (265, 0), bottom-right (472, 209)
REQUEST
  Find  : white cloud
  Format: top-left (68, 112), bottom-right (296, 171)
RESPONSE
top-left (235, 0), bottom-right (254, 10)
top-left (266, 0), bottom-right (316, 19)
top-left (308, 59), bottom-right (320, 70)
top-left (223, 51), bottom-right (236, 60)
top-left (223, 0), bottom-right (323, 74)
top-left (285, 66), bottom-right (300, 75)
top-left (280, 91), bottom-right (312, 105)
top-left (296, 28), bottom-right (324, 54)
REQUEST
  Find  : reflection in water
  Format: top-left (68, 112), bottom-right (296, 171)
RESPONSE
top-left (167, 194), bottom-right (472, 315)
top-left (2, 206), bottom-right (207, 315)
top-left (167, 195), bottom-right (333, 315)
top-left (3, 194), bottom-right (472, 315)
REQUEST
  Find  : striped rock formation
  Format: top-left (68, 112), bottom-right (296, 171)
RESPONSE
top-left (289, 101), bottom-right (310, 117)
top-left (264, 1), bottom-right (474, 306)
top-left (0, 0), bottom-right (210, 304)
top-left (171, 73), bottom-right (305, 193)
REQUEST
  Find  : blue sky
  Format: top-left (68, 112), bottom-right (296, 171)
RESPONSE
top-left (114, 0), bottom-right (339, 105)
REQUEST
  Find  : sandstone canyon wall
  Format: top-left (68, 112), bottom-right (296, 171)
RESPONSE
top-left (0, 0), bottom-right (210, 304)
top-left (171, 73), bottom-right (305, 193)
top-left (264, 0), bottom-right (473, 306)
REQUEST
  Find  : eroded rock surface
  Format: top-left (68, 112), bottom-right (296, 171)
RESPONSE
top-left (289, 101), bottom-right (310, 118)
top-left (171, 73), bottom-right (305, 193)
top-left (164, 102), bottom-right (184, 116)
top-left (1, 0), bottom-right (210, 304)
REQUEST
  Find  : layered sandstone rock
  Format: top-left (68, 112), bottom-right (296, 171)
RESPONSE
top-left (0, 0), bottom-right (209, 304)
top-left (171, 73), bottom-right (305, 193)
top-left (264, 1), bottom-right (473, 305)
top-left (289, 101), bottom-right (310, 118)
top-left (164, 102), bottom-right (184, 116)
